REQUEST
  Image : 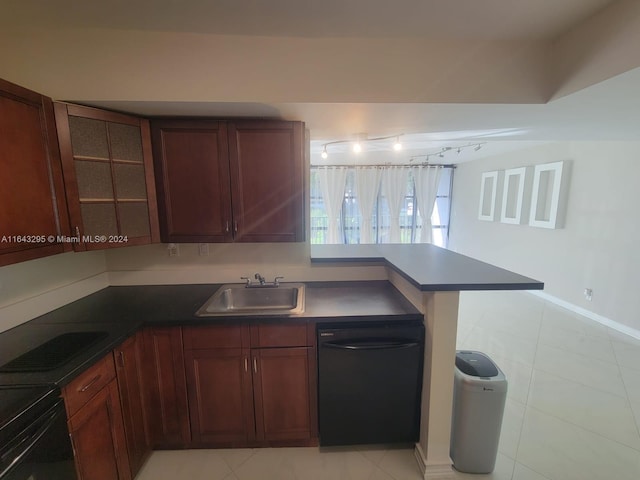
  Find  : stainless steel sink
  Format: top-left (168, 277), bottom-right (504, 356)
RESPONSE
top-left (195, 283), bottom-right (305, 316)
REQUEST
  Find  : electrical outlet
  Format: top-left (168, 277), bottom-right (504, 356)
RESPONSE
top-left (198, 243), bottom-right (209, 256)
top-left (168, 243), bottom-right (179, 257)
top-left (584, 288), bottom-right (593, 301)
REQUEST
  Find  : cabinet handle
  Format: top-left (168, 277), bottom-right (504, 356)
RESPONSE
top-left (253, 357), bottom-right (258, 373)
top-left (75, 226), bottom-right (80, 238)
top-left (225, 221), bottom-right (230, 233)
top-left (244, 357), bottom-right (248, 372)
top-left (234, 221), bottom-right (238, 233)
top-left (79, 374), bottom-right (102, 393)
top-left (117, 351), bottom-right (125, 368)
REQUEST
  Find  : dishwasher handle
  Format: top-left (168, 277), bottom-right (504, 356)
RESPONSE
top-left (322, 340), bottom-right (420, 351)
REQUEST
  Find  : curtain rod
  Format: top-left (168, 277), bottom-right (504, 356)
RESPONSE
top-left (310, 163), bottom-right (456, 168)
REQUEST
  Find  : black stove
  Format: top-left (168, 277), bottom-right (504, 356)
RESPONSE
top-left (0, 386), bottom-right (77, 479)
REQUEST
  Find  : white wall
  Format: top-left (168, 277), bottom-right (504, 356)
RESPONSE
top-left (105, 243), bottom-right (386, 285)
top-left (449, 141), bottom-right (640, 332)
top-left (0, 251), bottom-right (108, 332)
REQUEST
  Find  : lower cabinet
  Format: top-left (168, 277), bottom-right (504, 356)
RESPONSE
top-left (113, 332), bottom-right (151, 478)
top-left (252, 347), bottom-right (315, 443)
top-left (142, 327), bottom-right (191, 448)
top-left (63, 357), bottom-right (131, 480)
top-left (183, 323), bottom-right (317, 447)
top-left (184, 348), bottom-right (254, 445)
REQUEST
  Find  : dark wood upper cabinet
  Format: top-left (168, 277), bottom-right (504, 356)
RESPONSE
top-left (151, 119), bottom-right (305, 243)
top-left (151, 120), bottom-right (231, 242)
top-left (0, 78), bottom-right (71, 266)
top-left (228, 121), bottom-right (304, 242)
top-left (54, 103), bottom-right (160, 250)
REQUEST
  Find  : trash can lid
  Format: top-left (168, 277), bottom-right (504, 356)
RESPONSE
top-left (455, 351), bottom-right (499, 377)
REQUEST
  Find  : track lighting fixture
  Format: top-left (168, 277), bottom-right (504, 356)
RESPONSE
top-left (409, 142), bottom-right (486, 163)
top-left (319, 133), bottom-right (404, 159)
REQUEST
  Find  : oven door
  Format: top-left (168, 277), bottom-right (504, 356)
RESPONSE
top-left (0, 399), bottom-right (77, 480)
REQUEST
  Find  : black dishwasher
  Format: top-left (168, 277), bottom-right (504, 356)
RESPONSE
top-left (318, 321), bottom-right (424, 446)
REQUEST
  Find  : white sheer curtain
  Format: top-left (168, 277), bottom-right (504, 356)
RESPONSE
top-left (382, 167), bottom-right (409, 243)
top-left (354, 167), bottom-right (382, 243)
top-left (412, 166), bottom-right (443, 243)
top-left (318, 166), bottom-right (348, 244)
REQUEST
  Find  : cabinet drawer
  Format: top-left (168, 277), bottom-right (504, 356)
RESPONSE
top-left (63, 354), bottom-right (116, 417)
top-left (183, 325), bottom-right (249, 350)
top-left (251, 323), bottom-right (310, 348)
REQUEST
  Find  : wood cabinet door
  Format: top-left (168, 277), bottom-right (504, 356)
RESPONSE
top-left (114, 332), bottom-right (151, 478)
top-left (151, 120), bottom-right (232, 242)
top-left (67, 380), bottom-right (131, 480)
top-left (252, 347), bottom-right (313, 442)
top-left (0, 78), bottom-right (71, 266)
top-left (142, 327), bottom-right (191, 448)
top-left (228, 121), bottom-right (305, 242)
top-left (54, 103), bottom-right (160, 251)
top-left (184, 348), bottom-right (255, 445)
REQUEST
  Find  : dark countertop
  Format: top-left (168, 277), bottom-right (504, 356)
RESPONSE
top-left (0, 281), bottom-right (422, 388)
top-left (310, 244), bottom-right (544, 291)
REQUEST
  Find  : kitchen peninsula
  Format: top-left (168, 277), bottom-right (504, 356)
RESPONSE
top-left (311, 243), bottom-right (543, 478)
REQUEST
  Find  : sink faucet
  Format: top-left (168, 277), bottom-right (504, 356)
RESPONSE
top-left (254, 273), bottom-right (266, 285)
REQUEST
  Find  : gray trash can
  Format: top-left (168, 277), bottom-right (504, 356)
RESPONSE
top-left (450, 350), bottom-right (507, 474)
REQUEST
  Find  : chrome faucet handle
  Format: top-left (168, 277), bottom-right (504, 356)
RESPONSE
top-left (240, 276), bottom-right (251, 287)
top-left (274, 276), bottom-right (284, 286)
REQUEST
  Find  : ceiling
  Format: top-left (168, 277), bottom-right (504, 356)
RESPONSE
top-left (3, 0), bottom-right (615, 40)
top-left (4, 0), bottom-right (638, 164)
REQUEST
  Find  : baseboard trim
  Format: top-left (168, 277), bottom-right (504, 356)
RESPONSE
top-left (414, 444), bottom-right (454, 479)
top-left (528, 290), bottom-right (640, 341)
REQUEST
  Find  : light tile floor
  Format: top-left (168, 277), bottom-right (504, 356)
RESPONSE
top-left (136, 291), bottom-right (640, 480)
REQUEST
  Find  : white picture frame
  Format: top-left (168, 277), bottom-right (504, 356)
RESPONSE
top-left (500, 167), bottom-right (527, 224)
top-left (529, 161), bottom-right (564, 229)
top-left (478, 171), bottom-right (499, 221)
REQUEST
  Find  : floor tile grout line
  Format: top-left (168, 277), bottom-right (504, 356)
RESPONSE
top-left (511, 295), bottom-right (545, 478)
top-left (525, 403), bottom-right (640, 453)
top-left (531, 338), bottom-right (630, 395)
top-left (513, 460), bottom-right (555, 480)
top-left (527, 300), bottom-right (640, 453)
top-left (530, 362), bottom-right (629, 401)
top-left (609, 329), bottom-right (640, 447)
top-left (222, 448), bottom-right (258, 473)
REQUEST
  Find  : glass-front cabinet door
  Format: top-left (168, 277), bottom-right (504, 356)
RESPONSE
top-left (55, 103), bottom-right (159, 250)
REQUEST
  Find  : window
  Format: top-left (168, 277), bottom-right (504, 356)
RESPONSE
top-left (310, 166), bottom-right (453, 247)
